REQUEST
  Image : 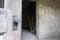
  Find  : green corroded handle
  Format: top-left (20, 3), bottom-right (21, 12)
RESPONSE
top-left (13, 16), bottom-right (20, 23)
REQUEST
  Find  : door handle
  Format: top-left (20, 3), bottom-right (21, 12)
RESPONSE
top-left (12, 16), bottom-right (20, 31)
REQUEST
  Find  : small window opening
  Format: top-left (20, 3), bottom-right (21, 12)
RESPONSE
top-left (0, 0), bottom-right (4, 8)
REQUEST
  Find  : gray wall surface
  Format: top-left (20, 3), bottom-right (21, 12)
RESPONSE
top-left (36, 0), bottom-right (60, 40)
top-left (5, 0), bottom-right (22, 40)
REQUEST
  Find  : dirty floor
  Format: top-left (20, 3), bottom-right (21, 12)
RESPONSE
top-left (21, 30), bottom-right (37, 40)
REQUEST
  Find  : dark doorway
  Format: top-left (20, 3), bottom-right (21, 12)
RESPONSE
top-left (22, 1), bottom-right (36, 35)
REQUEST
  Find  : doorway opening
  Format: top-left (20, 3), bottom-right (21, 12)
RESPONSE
top-left (22, 0), bottom-right (36, 39)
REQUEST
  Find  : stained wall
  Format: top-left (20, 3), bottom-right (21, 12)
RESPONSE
top-left (36, 0), bottom-right (60, 40)
top-left (5, 0), bottom-right (22, 40)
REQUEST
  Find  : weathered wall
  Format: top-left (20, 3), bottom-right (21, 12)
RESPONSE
top-left (5, 0), bottom-right (22, 40)
top-left (37, 0), bottom-right (60, 40)
top-left (0, 9), bottom-right (7, 40)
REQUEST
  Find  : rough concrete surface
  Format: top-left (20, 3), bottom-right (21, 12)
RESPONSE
top-left (37, 0), bottom-right (60, 40)
top-left (5, 0), bottom-right (22, 40)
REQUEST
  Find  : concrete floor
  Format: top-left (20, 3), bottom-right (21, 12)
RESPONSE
top-left (21, 30), bottom-right (37, 40)
top-left (21, 30), bottom-right (60, 40)
top-left (39, 37), bottom-right (60, 40)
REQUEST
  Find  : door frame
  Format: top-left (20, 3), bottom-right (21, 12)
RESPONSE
top-left (36, 0), bottom-right (39, 39)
